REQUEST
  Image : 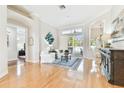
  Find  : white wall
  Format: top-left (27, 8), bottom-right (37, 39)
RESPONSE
top-left (111, 5), bottom-right (124, 49)
top-left (0, 6), bottom-right (8, 78)
top-left (58, 30), bottom-right (68, 50)
top-left (29, 14), bottom-right (40, 62)
top-left (7, 26), bottom-right (17, 61)
top-left (40, 21), bottom-right (58, 51)
top-left (111, 5), bottom-right (124, 21)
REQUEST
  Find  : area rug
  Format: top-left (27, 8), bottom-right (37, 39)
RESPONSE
top-left (51, 57), bottom-right (82, 70)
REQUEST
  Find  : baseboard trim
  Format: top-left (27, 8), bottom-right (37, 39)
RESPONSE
top-left (26, 60), bottom-right (40, 63)
top-left (8, 59), bottom-right (17, 62)
top-left (0, 70), bottom-right (8, 79)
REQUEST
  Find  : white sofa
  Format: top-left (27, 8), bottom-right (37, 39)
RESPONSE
top-left (55, 49), bottom-right (63, 59)
top-left (40, 51), bottom-right (55, 63)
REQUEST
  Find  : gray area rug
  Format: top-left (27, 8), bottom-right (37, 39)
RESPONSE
top-left (52, 57), bottom-right (82, 70)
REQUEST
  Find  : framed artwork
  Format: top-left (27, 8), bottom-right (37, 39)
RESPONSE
top-left (45, 32), bottom-right (54, 45)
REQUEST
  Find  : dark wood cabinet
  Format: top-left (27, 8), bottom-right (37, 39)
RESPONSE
top-left (100, 48), bottom-right (124, 86)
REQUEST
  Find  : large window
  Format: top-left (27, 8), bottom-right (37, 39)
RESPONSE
top-left (68, 35), bottom-right (83, 47)
top-left (62, 27), bottom-right (83, 47)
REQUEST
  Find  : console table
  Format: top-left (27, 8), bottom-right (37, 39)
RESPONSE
top-left (100, 48), bottom-right (124, 86)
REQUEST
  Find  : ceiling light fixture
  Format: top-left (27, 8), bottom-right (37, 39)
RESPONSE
top-left (59, 5), bottom-right (66, 10)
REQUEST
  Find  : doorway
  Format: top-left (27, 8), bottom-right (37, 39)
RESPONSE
top-left (7, 25), bottom-right (26, 66)
top-left (62, 27), bottom-right (83, 57)
top-left (17, 26), bottom-right (26, 61)
top-left (89, 21), bottom-right (104, 58)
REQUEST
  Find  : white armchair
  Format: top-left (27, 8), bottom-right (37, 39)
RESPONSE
top-left (40, 51), bottom-right (55, 63)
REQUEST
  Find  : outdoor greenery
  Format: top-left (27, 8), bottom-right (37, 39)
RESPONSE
top-left (90, 40), bottom-right (96, 46)
top-left (68, 37), bottom-right (80, 46)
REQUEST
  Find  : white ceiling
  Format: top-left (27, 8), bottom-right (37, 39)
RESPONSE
top-left (23, 5), bottom-right (112, 28)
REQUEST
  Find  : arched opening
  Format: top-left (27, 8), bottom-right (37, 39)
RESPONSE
top-left (7, 7), bottom-right (32, 66)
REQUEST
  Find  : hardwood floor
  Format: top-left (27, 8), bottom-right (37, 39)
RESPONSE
top-left (0, 58), bottom-right (123, 88)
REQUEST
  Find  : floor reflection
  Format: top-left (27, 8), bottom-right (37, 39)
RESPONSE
top-left (90, 60), bottom-right (97, 73)
top-left (0, 58), bottom-right (122, 88)
top-left (77, 59), bottom-right (84, 72)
